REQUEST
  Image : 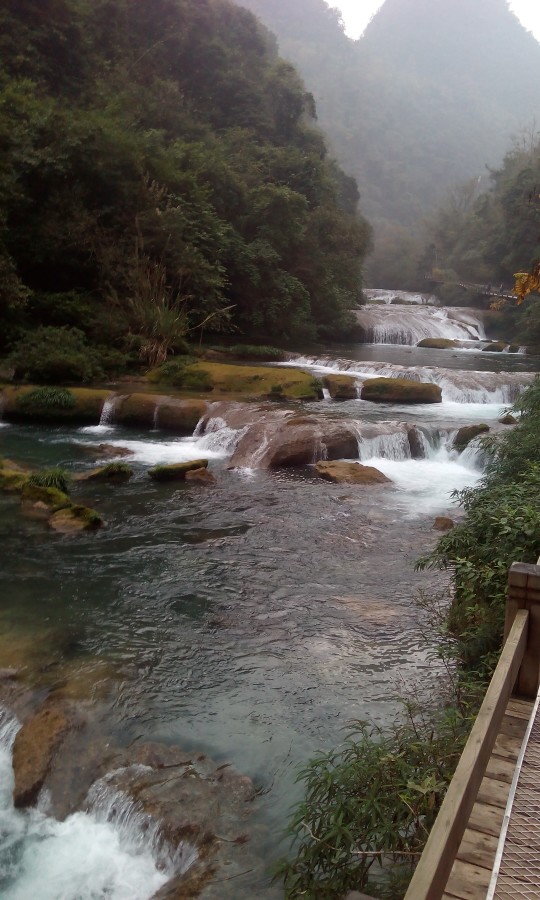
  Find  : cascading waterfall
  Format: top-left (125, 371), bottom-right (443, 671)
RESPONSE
top-left (282, 355), bottom-right (534, 404)
top-left (0, 707), bottom-right (196, 900)
top-left (355, 305), bottom-right (486, 344)
top-left (364, 289), bottom-right (438, 306)
top-left (99, 396), bottom-right (118, 427)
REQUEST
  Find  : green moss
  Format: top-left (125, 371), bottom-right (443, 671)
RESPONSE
top-left (0, 469), bottom-right (28, 492)
top-left (49, 504), bottom-right (103, 532)
top-left (3, 386), bottom-right (109, 424)
top-left (361, 377), bottom-right (442, 404)
top-left (79, 462), bottom-right (133, 482)
top-left (16, 387), bottom-right (75, 417)
top-left (149, 460), bottom-right (209, 481)
top-left (322, 374), bottom-right (357, 401)
top-left (26, 468), bottom-right (70, 493)
top-left (209, 344), bottom-right (287, 362)
top-left (21, 483), bottom-right (71, 510)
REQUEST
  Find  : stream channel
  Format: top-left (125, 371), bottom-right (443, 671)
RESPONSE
top-left (1, 292), bottom-right (539, 898)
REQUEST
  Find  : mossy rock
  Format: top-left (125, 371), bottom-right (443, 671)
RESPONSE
top-left (499, 414), bottom-right (518, 425)
top-left (20, 483), bottom-right (71, 510)
top-left (2, 386), bottom-right (109, 424)
top-left (154, 399), bottom-right (208, 433)
top-left (507, 344), bottom-right (520, 353)
top-left (315, 461), bottom-right (391, 484)
top-left (179, 362), bottom-right (320, 401)
top-left (453, 423), bottom-right (489, 451)
top-left (0, 467), bottom-right (29, 492)
top-left (360, 378), bottom-right (442, 404)
top-left (148, 460), bottom-right (209, 482)
top-left (49, 505), bottom-right (103, 533)
top-left (482, 341), bottom-right (507, 352)
top-left (76, 463), bottom-right (133, 483)
top-left (417, 338), bottom-right (458, 349)
top-left (322, 374), bottom-right (357, 401)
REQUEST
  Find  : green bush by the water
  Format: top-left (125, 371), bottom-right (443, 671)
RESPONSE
top-left (9, 328), bottom-right (105, 384)
top-left (15, 387), bottom-right (75, 415)
top-left (26, 468), bottom-right (71, 495)
top-left (280, 377), bottom-right (540, 898)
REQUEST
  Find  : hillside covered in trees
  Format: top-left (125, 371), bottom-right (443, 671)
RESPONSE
top-left (0, 0), bottom-right (372, 379)
top-left (237, 0), bottom-right (540, 287)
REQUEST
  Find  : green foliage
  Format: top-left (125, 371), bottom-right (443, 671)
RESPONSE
top-left (212, 344), bottom-right (287, 361)
top-left (279, 705), bottom-right (472, 899)
top-left (9, 327), bottom-right (104, 384)
top-left (178, 369), bottom-right (214, 392)
top-left (417, 378), bottom-right (540, 670)
top-left (16, 386), bottom-right (75, 413)
top-left (26, 468), bottom-right (70, 494)
top-left (97, 462), bottom-right (133, 478)
top-left (0, 0), bottom-right (370, 352)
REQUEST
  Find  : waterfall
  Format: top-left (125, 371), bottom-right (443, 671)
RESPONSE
top-left (364, 289), bottom-right (438, 306)
top-left (0, 707), bottom-right (196, 900)
top-left (281, 356), bottom-right (534, 405)
top-left (99, 396), bottom-right (118, 427)
top-left (355, 305), bottom-right (486, 344)
top-left (358, 431), bottom-right (412, 462)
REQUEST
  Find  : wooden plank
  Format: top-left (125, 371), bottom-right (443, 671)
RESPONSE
top-left (455, 827), bottom-right (499, 869)
top-left (403, 610), bottom-right (528, 900)
top-left (476, 774), bottom-right (511, 809)
top-left (498, 713), bottom-right (529, 739)
top-left (492, 731), bottom-right (524, 761)
top-left (484, 754), bottom-right (517, 783)
top-left (467, 801), bottom-right (504, 837)
top-left (444, 858), bottom-right (491, 900)
top-left (506, 697), bottom-right (535, 719)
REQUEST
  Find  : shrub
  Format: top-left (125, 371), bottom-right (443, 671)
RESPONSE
top-left (9, 326), bottom-right (105, 384)
top-left (26, 468), bottom-right (71, 494)
top-left (16, 387), bottom-right (75, 415)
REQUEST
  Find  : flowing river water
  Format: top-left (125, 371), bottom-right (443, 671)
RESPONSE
top-left (1, 294), bottom-right (539, 897)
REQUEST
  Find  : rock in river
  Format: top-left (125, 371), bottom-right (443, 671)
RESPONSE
top-left (315, 461), bottom-right (391, 485)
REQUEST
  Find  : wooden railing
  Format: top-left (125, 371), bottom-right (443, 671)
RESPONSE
top-left (403, 562), bottom-right (540, 900)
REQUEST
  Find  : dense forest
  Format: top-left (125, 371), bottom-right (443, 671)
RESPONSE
top-left (0, 0), bottom-right (372, 380)
top-left (238, 0), bottom-right (540, 287)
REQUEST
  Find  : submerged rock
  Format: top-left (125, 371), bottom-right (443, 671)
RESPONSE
top-left (76, 463), bottom-right (133, 483)
top-left (417, 338), bottom-right (458, 349)
top-left (149, 460), bottom-right (209, 481)
top-left (185, 467), bottom-right (216, 485)
top-left (12, 696), bottom-right (81, 808)
top-left (482, 341), bottom-right (507, 352)
top-left (82, 443), bottom-right (134, 459)
top-left (315, 461), bottom-right (391, 485)
top-left (49, 505), bottom-right (103, 533)
top-left (433, 516), bottom-right (455, 531)
top-left (453, 423), bottom-right (489, 451)
top-left (361, 378), bottom-right (442, 404)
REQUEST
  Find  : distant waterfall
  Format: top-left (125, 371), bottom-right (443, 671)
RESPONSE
top-left (355, 305), bottom-right (486, 344)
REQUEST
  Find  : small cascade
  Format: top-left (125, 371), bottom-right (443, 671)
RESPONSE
top-left (355, 305), bottom-right (486, 344)
top-left (196, 415), bottom-right (249, 456)
top-left (364, 289), bottom-right (438, 306)
top-left (358, 431), bottom-right (412, 462)
top-left (281, 355), bottom-right (534, 405)
top-left (322, 387), bottom-right (331, 400)
top-left (99, 396), bottom-right (118, 427)
top-left (0, 392), bottom-right (7, 427)
top-left (0, 707), bottom-right (195, 900)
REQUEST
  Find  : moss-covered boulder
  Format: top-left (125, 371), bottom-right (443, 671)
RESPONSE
top-left (499, 413), bottom-right (518, 425)
top-left (76, 462), bottom-right (133, 483)
top-left (154, 399), bottom-right (208, 433)
top-left (453, 423), bottom-right (489, 451)
top-left (315, 461), bottom-right (391, 484)
top-left (433, 516), bottom-right (455, 531)
top-left (20, 483), bottom-right (71, 511)
top-left (49, 505), bottom-right (103, 533)
top-left (0, 462), bottom-right (29, 492)
top-left (361, 378), bottom-right (442, 404)
top-left (177, 362), bottom-right (320, 401)
top-left (417, 338), bottom-right (459, 349)
top-left (322, 374), bottom-right (358, 401)
top-left (2, 386), bottom-right (109, 424)
top-left (149, 460), bottom-right (209, 482)
top-left (482, 341), bottom-right (507, 352)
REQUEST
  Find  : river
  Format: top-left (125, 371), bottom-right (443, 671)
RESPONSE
top-left (0, 294), bottom-right (538, 897)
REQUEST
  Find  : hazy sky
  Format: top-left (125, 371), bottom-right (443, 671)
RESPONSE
top-left (331, 0), bottom-right (540, 41)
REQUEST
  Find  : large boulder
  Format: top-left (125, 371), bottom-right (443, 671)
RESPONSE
top-left (322, 374), bottom-right (358, 401)
top-left (155, 398), bottom-right (208, 433)
top-left (417, 338), bottom-right (458, 349)
top-left (12, 696), bottom-right (81, 808)
top-left (228, 415), bottom-right (358, 468)
top-left (407, 426), bottom-right (427, 459)
top-left (361, 377), bottom-right (442, 404)
top-left (453, 423), bottom-right (489, 451)
top-left (315, 461), bottom-right (391, 484)
top-left (149, 460), bottom-right (209, 481)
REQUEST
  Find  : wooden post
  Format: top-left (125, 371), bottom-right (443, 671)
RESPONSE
top-left (505, 562), bottom-right (540, 698)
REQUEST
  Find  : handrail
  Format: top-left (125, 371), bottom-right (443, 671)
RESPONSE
top-left (403, 608), bottom-right (529, 900)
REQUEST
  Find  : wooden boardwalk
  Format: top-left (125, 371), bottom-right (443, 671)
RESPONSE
top-left (403, 563), bottom-right (540, 900)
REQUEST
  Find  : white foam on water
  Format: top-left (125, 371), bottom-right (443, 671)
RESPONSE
top-left (362, 446), bottom-right (481, 518)
top-left (79, 424), bottom-right (116, 435)
top-left (105, 435), bottom-right (231, 465)
top-left (0, 708), bottom-right (194, 900)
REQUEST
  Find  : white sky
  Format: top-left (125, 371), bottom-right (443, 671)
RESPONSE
top-left (331, 0), bottom-right (540, 41)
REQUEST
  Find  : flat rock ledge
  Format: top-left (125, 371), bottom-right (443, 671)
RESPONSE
top-left (315, 461), bottom-right (391, 485)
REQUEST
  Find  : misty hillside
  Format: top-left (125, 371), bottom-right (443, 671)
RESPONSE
top-left (237, 0), bottom-right (540, 285)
